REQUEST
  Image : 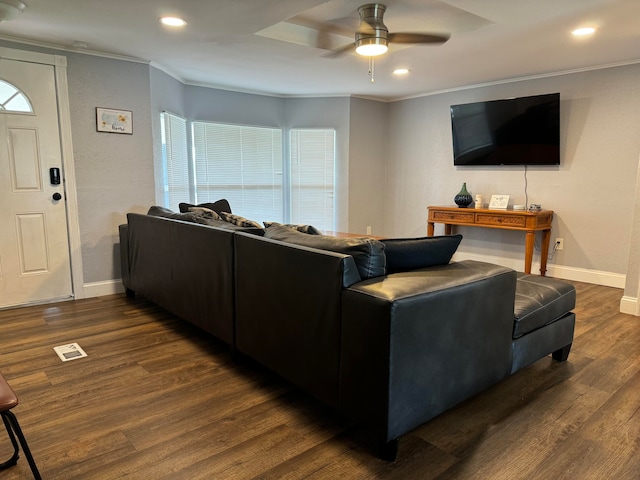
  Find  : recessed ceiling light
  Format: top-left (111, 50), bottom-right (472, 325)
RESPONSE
top-left (160, 16), bottom-right (187, 27)
top-left (393, 68), bottom-right (410, 75)
top-left (572, 26), bottom-right (596, 36)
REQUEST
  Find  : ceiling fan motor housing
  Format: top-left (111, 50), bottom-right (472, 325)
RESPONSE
top-left (356, 3), bottom-right (389, 54)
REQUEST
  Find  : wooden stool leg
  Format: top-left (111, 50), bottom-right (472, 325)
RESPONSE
top-left (1, 411), bottom-right (42, 480)
top-left (0, 413), bottom-right (20, 468)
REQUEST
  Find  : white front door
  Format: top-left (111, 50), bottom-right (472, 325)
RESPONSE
top-left (0, 58), bottom-right (73, 308)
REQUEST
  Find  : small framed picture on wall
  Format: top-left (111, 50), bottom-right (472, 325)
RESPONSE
top-left (96, 107), bottom-right (133, 134)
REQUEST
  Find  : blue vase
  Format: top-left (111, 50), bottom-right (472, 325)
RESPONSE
top-left (454, 182), bottom-right (473, 208)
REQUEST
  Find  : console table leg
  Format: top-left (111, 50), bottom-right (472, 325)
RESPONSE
top-left (539, 229), bottom-right (551, 277)
top-left (524, 231), bottom-right (534, 274)
top-left (427, 222), bottom-right (435, 236)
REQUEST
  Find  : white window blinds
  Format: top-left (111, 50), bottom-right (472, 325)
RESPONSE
top-left (192, 122), bottom-right (284, 222)
top-left (160, 112), bottom-right (190, 210)
top-left (290, 129), bottom-right (336, 231)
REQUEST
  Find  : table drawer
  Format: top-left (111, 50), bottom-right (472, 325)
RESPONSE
top-left (476, 213), bottom-right (526, 227)
top-left (431, 211), bottom-right (475, 223)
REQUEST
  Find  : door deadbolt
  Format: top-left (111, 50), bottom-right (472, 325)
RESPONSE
top-left (53, 192), bottom-right (62, 201)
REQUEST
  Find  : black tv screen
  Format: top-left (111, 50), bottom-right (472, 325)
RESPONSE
top-left (450, 93), bottom-right (560, 166)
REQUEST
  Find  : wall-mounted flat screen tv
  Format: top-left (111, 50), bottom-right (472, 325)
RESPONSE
top-left (450, 93), bottom-right (560, 166)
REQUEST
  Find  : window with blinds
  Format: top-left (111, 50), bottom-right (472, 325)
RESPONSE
top-left (160, 112), bottom-right (190, 210)
top-left (192, 122), bottom-right (284, 222)
top-left (290, 129), bottom-right (336, 231)
top-left (159, 115), bottom-right (336, 230)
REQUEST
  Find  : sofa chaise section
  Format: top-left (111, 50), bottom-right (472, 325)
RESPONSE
top-left (340, 260), bottom-right (517, 452)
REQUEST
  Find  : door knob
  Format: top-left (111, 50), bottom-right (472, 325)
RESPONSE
top-left (53, 192), bottom-right (62, 201)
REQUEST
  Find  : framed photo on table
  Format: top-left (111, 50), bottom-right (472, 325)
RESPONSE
top-left (489, 194), bottom-right (510, 209)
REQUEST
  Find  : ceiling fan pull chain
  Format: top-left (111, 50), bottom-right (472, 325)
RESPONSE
top-left (369, 56), bottom-right (375, 83)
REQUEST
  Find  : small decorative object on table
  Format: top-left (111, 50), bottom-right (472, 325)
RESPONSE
top-left (454, 182), bottom-right (473, 208)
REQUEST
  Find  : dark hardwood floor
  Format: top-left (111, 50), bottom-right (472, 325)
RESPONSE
top-left (0, 281), bottom-right (637, 479)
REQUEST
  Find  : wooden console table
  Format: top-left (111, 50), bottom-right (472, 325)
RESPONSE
top-left (427, 205), bottom-right (554, 276)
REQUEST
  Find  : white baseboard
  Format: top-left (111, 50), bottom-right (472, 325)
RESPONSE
top-left (452, 252), bottom-right (626, 288)
top-left (83, 279), bottom-right (125, 298)
top-left (620, 296), bottom-right (640, 316)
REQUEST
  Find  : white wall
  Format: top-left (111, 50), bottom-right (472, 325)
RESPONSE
top-left (385, 64), bottom-right (640, 285)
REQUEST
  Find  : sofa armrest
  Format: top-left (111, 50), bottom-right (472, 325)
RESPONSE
top-left (339, 260), bottom-right (517, 442)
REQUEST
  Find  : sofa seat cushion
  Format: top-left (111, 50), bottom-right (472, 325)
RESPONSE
top-left (264, 224), bottom-right (386, 279)
top-left (513, 273), bottom-right (576, 338)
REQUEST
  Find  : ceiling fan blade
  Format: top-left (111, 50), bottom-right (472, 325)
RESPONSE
top-left (324, 42), bottom-right (356, 58)
top-left (388, 32), bottom-right (450, 44)
top-left (289, 16), bottom-right (354, 38)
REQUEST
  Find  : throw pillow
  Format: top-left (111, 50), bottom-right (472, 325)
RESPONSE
top-left (263, 221), bottom-right (321, 235)
top-left (147, 205), bottom-right (264, 235)
top-left (147, 205), bottom-right (215, 226)
top-left (178, 199), bottom-right (231, 215)
top-left (381, 234), bottom-right (463, 273)
top-left (219, 211), bottom-right (263, 229)
top-left (188, 206), bottom-right (222, 220)
top-left (264, 224), bottom-right (386, 279)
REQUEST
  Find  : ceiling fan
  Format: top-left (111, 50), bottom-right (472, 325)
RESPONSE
top-left (332, 3), bottom-right (450, 57)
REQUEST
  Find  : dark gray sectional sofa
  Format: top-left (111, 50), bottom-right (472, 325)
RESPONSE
top-left (119, 208), bottom-right (576, 460)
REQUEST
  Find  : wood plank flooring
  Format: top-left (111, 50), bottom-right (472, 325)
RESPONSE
top-left (0, 281), bottom-right (637, 479)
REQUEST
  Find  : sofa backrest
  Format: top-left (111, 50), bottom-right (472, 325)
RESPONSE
top-left (125, 213), bottom-right (236, 344)
top-left (263, 224), bottom-right (386, 280)
top-left (233, 232), bottom-right (360, 408)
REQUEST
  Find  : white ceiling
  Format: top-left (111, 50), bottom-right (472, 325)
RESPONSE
top-left (1, 0), bottom-right (639, 101)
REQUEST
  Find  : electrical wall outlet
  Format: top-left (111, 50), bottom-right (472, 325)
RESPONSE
top-left (555, 238), bottom-right (564, 250)
top-left (366, 226), bottom-right (372, 235)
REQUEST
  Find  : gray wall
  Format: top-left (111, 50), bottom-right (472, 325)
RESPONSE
top-left (3, 39), bottom-right (639, 294)
top-left (66, 54), bottom-right (155, 283)
top-left (149, 68), bottom-right (186, 206)
top-left (348, 97), bottom-right (388, 236)
top-left (386, 64), bottom-right (640, 278)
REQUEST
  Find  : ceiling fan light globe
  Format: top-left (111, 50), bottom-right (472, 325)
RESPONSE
top-left (355, 38), bottom-right (388, 56)
top-left (355, 44), bottom-right (388, 56)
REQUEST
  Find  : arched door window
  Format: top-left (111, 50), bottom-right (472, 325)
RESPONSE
top-left (0, 79), bottom-right (33, 112)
